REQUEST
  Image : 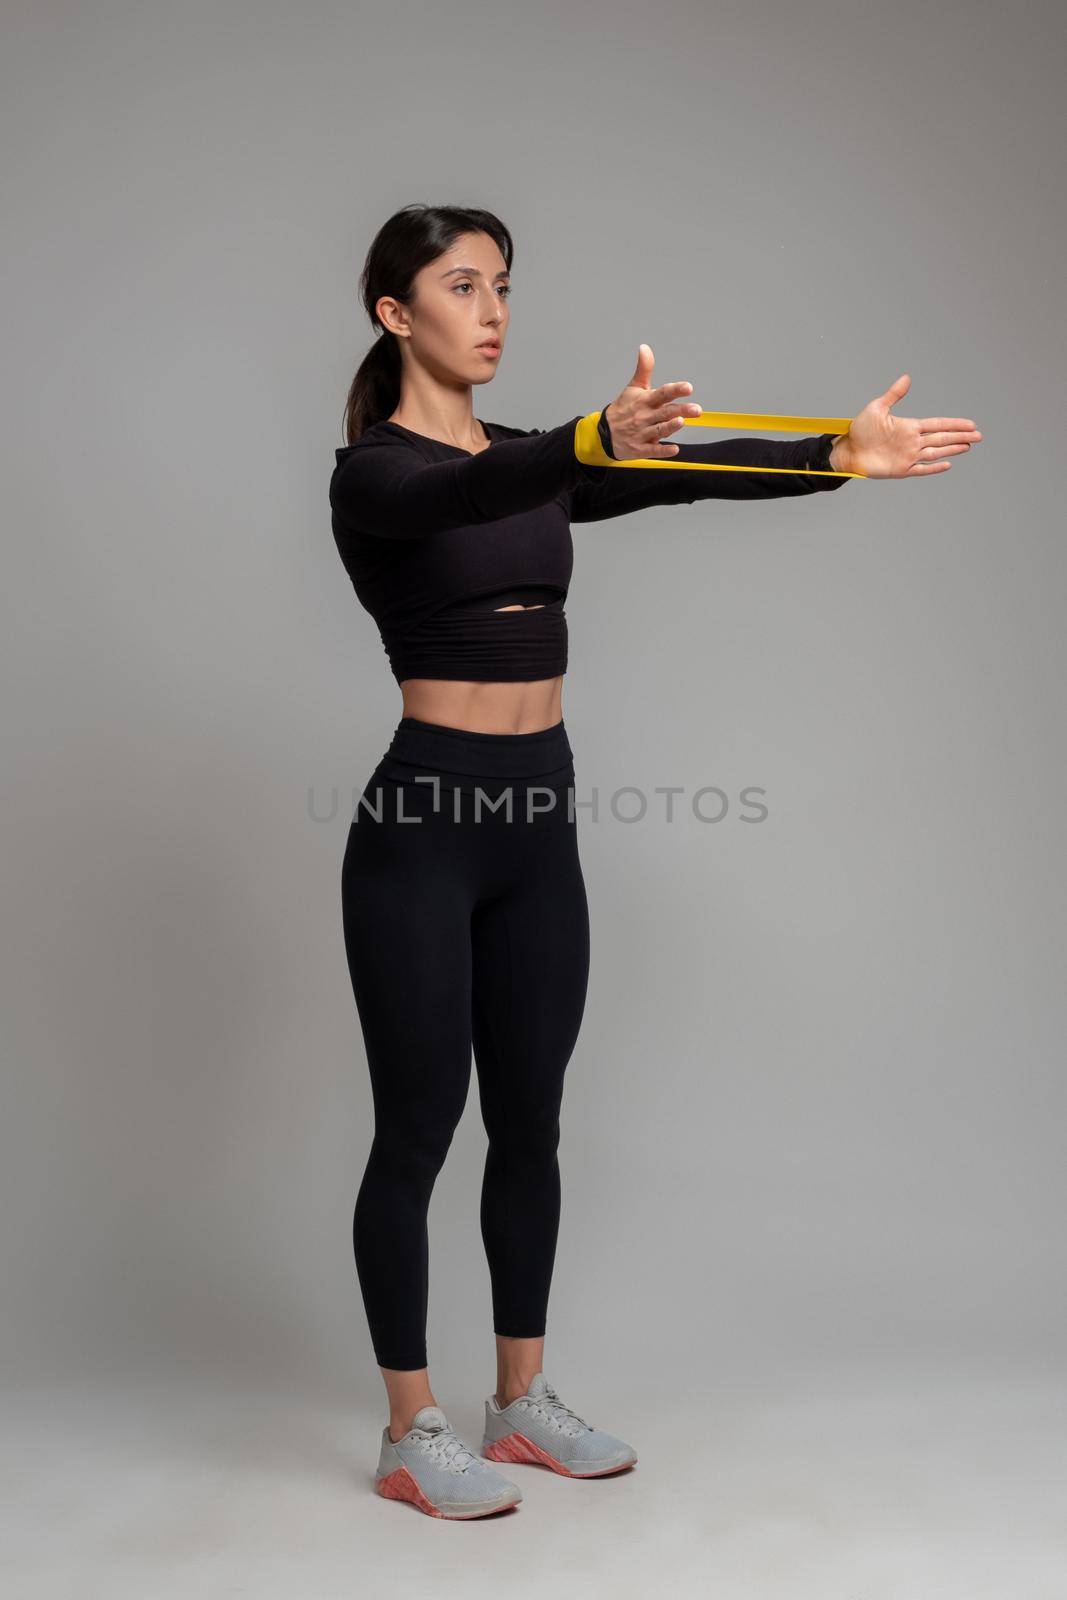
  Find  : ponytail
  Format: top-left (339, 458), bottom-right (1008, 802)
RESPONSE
top-left (344, 331), bottom-right (401, 444)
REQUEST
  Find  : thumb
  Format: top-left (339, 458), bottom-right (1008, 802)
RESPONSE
top-left (880, 372), bottom-right (911, 409)
top-left (628, 342), bottom-right (655, 389)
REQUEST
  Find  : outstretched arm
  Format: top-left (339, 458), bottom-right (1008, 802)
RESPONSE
top-left (569, 410), bottom-right (850, 522)
top-left (569, 350), bottom-right (981, 523)
top-left (330, 416), bottom-right (598, 539)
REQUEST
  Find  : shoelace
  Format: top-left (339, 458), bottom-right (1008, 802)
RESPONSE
top-left (520, 1384), bottom-right (591, 1437)
top-left (410, 1423), bottom-right (477, 1472)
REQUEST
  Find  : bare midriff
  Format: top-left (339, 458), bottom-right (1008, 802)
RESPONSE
top-left (400, 602), bottom-right (564, 734)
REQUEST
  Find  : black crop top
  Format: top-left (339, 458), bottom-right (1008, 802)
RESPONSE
top-left (329, 409), bottom-right (851, 684)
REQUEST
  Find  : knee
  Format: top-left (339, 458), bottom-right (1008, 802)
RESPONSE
top-left (486, 1108), bottom-right (561, 1167)
top-left (366, 1122), bottom-right (459, 1194)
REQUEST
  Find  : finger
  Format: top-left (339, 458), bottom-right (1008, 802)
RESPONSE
top-left (905, 461), bottom-right (952, 476)
top-left (629, 344), bottom-right (656, 386)
top-left (633, 438), bottom-right (683, 458)
top-left (921, 443), bottom-right (972, 459)
top-left (644, 420), bottom-right (686, 443)
top-left (920, 429), bottom-right (982, 445)
top-left (640, 413), bottom-right (694, 448)
top-left (648, 382), bottom-right (694, 407)
top-left (649, 399), bottom-right (702, 428)
top-left (918, 418), bottom-right (979, 434)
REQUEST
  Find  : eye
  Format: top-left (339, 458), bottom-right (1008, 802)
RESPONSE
top-left (454, 282), bottom-right (511, 298)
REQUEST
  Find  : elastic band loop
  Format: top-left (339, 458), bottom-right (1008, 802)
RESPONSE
top-left (574, 410), bottom-right (864, 477)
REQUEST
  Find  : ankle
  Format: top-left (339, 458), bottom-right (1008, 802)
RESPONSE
top-left (495, 1382), bottom-right (533, 1408)
top-left (493, 1336), bottom-right (544, 1407)
top-left (388, 1404), bottom-right (434, 1442)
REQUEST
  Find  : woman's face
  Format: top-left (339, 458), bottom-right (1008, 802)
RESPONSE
top-left (379, 231), bottom-right (510, 385)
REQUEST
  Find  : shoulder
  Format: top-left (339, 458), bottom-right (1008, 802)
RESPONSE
top-left (332, 417), bottom-right (541, 470)
top-left (333, 420), bottom-right (421, 469)
top-left (485, 419), bottom-right (542, 442)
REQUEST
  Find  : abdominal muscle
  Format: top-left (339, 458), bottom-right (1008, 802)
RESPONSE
top-left (399, 603), bottom-right (564, 735)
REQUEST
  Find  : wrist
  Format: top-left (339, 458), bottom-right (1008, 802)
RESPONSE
top-left (597, 404), bottom-right (617, 460)
top-left (828, 433), bottom-right (852, 474)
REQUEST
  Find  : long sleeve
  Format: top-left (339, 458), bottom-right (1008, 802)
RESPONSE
top-left (568, 410), bottom-right (853, 523)
top-left (332, 415), bottom-right (604, 540)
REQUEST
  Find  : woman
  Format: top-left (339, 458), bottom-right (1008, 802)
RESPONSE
top-left (329, 203), bottom-right (980, 1520)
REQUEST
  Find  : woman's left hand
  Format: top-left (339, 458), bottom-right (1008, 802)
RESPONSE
top-left (831, 374), bottom-right (982, 478)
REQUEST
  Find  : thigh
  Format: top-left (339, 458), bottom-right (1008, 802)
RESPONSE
top-left (342, 781), bottom-right (477, 1132)
top-left (470, 802), bottom-right (591, 1120)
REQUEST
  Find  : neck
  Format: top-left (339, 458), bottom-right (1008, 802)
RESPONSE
top-left (389, 382), bottom-right (485, 450)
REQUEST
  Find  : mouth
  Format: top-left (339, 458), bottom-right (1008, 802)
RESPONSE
top-left (476, 342), bottom-right (501, 357)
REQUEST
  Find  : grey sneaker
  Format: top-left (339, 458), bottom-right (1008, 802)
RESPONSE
top-left (482, 1372), bottom-right (638, 1478)
top-left (375, 1404), bottom-right (523, 1518)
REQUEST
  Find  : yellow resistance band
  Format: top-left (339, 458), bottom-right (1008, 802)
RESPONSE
top-left (575, 410), bottom-right (865, 477)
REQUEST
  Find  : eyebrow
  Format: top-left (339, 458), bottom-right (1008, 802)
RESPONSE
top-left (440, 266), bottom-right (510, 281)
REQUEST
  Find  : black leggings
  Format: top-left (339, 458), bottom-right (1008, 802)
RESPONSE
top-left (340, 716), bottom-right (590, 1371)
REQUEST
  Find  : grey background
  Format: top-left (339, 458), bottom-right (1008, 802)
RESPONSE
top-left (2, 0), bottom-right (1063, 1594)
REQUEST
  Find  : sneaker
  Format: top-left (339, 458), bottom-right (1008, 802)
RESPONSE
top-left (482, 1372), bottom-right (638, 1478)
top-left (375, 1404), bottom-right (523, 1519)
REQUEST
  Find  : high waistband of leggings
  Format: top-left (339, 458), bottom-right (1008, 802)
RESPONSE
top-left (381, 716), bottom-right (574, 782)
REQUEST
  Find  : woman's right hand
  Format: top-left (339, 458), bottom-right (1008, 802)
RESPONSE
top-left (602, 343), bottom-right (704, 460)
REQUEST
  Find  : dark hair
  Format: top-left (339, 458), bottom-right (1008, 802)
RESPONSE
top-left (342, 203), bottom-right (514, 444)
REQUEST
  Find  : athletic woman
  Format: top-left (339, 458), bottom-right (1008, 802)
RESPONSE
top-left (329, 203), bottom-right (981, 1519)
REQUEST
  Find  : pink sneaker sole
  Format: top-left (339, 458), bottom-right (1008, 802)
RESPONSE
top-left (376, 1465), bottom-right (518, 1518)
top-left (483, 1432), bottom-right (637, 1478)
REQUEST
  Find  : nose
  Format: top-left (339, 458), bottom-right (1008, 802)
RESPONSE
top-left (480, 287), bottom-right (504, 323)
